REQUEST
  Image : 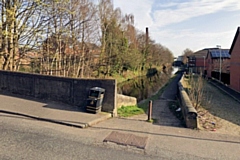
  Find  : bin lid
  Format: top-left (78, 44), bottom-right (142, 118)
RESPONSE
top-left (90, 87), bottom-right (105, 92)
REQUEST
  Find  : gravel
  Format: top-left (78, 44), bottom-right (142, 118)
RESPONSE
top-left (198, 80), bottom-right (240, 136)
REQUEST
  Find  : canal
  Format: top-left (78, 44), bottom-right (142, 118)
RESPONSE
top-left (117, 67), bottom-right (179, 102)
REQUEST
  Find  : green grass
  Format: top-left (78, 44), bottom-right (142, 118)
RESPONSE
top-left (147, 118), bottom-right (158, 123)
top-left (117, 105), bottom-right (145, 117)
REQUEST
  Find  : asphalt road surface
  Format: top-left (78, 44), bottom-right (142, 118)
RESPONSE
top-left (0, 112), bottom-right (215, 160)
top-left (0, 113), bottom-right (170, 160)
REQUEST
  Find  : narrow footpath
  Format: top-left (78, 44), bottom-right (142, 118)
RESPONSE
top-left (152, 72), bottom-right (183, 127)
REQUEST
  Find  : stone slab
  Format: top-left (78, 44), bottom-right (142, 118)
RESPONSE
top-left (103, 131), bottom-right (148, 149)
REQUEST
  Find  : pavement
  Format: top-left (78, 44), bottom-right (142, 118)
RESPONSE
top-left (0, 93), bottom-right (111, 128)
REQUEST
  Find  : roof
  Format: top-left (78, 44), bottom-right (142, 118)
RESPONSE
top-left (190, 48), bottom-right (230, 59)
top-left (229, 27), bottom-right (240, 55)
top-left (209, 49), bottom-right (230, 58)
top-left (193, 49), bottom-right (208, 57)
top-left (188, 48), bottom-right (212, 58)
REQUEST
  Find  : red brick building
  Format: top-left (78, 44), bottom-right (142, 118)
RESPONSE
top-left (206, 48), bottom-right (230, 81)
top-left (188, 48), bottom-right (230, 84)
top-left (187, 49), bottom-right (208, 74)
top-left (229, 27), bottom-right (240, 92)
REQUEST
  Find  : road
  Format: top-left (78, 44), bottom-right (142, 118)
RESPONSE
top-left (0, 113), bottom-right (162, 160)
top-left (2, 112), bottom-right (240, 160)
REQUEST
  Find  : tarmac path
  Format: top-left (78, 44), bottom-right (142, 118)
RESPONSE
top-left (152, 73), bottom-right (183, 127)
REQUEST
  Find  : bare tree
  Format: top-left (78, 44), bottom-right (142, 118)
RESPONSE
top-left (188, 74), bottom-right (205, 109)
top-left (0, 0), bottom-right (175, 80)
top-left (182, 48), bottom-right (193, 64)
top-left (0, 0), bottom-right (49, 71)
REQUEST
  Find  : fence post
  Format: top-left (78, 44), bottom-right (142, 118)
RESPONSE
top-left (148, 100), bottom-right (152, 121)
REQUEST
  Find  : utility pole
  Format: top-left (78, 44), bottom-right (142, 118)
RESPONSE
top-left (216, 45), bottom-right (222, 82)
top-left (203, 56), bottom-right (205, 75)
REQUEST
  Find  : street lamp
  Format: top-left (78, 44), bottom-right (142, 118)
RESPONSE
top-left (216, 45), bottom-right (221, 81)
top-left (203, 56), bottom-right (205, 75)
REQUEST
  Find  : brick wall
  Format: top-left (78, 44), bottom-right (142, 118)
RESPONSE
top-left (230, 36), bottom-right (240, 92)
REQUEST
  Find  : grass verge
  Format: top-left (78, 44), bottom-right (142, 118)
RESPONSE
top-left (117, 105), bottom-right (145, 117)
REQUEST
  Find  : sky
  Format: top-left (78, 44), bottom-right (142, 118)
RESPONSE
top-left (113, 0), bottom-right (240, 57)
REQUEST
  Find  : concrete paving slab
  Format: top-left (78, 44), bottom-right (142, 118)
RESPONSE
top-left (103, 131), bottom-right (148, 149)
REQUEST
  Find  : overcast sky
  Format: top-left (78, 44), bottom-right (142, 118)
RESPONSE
top-left (113, 0), bottom-right (240, 57)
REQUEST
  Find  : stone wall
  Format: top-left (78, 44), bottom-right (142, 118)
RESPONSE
top-left (116, 94), bottom-right (137, 108)
top-left (0, 71), bottom-right (117, 115)
top-left (177, 76), bottom-right (198, 129)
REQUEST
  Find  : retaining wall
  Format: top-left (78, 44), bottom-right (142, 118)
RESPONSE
top-left (0, 71), bottom-right (117, 116)
top-left (177, 76), bottom-right (198, 129)
top-left (116, 94), bottom-right (137, 108)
